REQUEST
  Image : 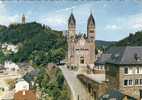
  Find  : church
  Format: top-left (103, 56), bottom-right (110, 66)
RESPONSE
top-left (67, 12), bottom-right (96, 69)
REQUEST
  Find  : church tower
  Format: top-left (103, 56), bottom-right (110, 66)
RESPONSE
top-left (22, 14), bottom-right (26, 24)
top-left (68, 12), bottom-right (76, 39)
top-left (87, 13), bottom-right (95, 42)
top-left (87, 13), bottom-right (96, 64)
top-left (67, 12), bottom-right (76, 66)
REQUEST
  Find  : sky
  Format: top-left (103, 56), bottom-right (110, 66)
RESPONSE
top-left (0, 0), bottom-right (142, 41)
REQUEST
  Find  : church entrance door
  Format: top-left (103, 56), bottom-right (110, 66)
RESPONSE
top-left (80, 56), bottom-right (84, 64)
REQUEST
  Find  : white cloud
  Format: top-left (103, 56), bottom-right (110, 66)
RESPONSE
top-left (128, 13), bottom-right (142, 30)
top-left (0, 2), bottom-right (20, 26)
top-left (56, 6), bottom-right (77, 13)
top-left (38, 6), bottom-right (78, 30)
top-left (104, 24), bottom-right (121, 30)
top-left (42, 15), bottom-right (66, 25)
top-left (0, 1), bottom-right (6, 14)
top-left (39, 14), bottom-right (66, 30)
top-left (103, 4), bottom-right (107, 8)
top-left (104, 13), bottom-right (142, 33)
top-left (38, 3), bottom-right (93, 31)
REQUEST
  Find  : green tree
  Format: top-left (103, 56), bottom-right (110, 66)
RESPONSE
top-left (0, 50), bottom-right (6, 64)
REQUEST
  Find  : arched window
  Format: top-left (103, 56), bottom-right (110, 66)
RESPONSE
top-left (80, 56), bottom-right (84, 64)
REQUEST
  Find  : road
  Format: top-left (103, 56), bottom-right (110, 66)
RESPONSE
top-left (59, 65), bottom-right (92, 100)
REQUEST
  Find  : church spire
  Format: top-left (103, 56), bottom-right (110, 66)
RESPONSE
top-left (68, 12), bottom-right (76, 27)
top-left (68, 12), bottom-right (76, 39)
top-left (22, 14), bottom-right (26, 24)
top-left (87, 12), bottom-right (95, 28)
top-left (87, 12), bottom-right (95, 42)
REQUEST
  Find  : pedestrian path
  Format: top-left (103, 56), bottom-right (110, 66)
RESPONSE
top-left (59, 65), bottom-right (92, 100)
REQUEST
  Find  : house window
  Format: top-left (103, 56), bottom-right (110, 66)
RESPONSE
top-left (140, 90), bottom-right (142, 99)
top-left (140, 79), bottom-right (142, 85)
top-left (135, 79), bottom-right (139, 85)
top-left (124, 67), bottom-right (128, 74)
top-left (129, 80), bottom-right (133, 85)
top-left (137, 67), bottom-right (140, 74)
top-left (100, 66), bottom-right (103, 70)
top-left (124, 80), bottom-right (128, 86)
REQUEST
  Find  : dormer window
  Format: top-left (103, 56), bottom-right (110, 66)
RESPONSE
top-left (134, 53), bottom-right (141, 61)
top-left (112, 54), bottom-right (119, 59)
top-left (114, 54), bottom-right (119, 58)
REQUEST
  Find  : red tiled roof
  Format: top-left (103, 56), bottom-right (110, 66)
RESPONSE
top-left (14, 90), bottom-right (37, 100)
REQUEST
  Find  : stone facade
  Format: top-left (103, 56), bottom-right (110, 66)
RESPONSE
top-left (119, 66), bottom-right (142, 99)
top-left (67, 12), bottom-right (95, 68)
top-left (77, 74), bottom-right (108, 100)
top-left (106, 64), bottom-right (142, 99)
top-left (103, 47), bottom-right (142, 99)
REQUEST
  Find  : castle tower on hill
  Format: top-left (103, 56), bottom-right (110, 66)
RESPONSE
top-left (22, 14), bottom-right (26, 24)
top-left (67, 12), bottom-right (96, 70)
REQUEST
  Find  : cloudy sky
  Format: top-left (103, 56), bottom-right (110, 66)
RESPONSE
top-left (0, 0), bottom-right (142, 41)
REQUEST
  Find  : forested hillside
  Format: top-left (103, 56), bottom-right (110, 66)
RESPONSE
top-left (114, 31), bottom-right (142, 46)
top-left (0, 22), bottom-right (67, 66)
top-left (96, 40), bottom-right (115, 49)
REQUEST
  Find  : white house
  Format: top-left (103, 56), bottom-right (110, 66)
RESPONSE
top-left (4, 61), bottom-right (19, 72)
top-left (15, 79), bottom-right (29, 93)
top-left (7, 44), bottom-right (18, 53)
top-left (1, 43), bottom-right (18, 54)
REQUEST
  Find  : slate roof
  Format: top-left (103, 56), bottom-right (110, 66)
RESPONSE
top-left (23, 69), bottom-right (39, 82)
top-left (106, 46), bottom-right (142, 65)
top-left (96, 54), bottom-right (111, 65)
top-left (99, 90), bottom-right (136, 100)
top-left (96, 46), bottom-right (142, 65)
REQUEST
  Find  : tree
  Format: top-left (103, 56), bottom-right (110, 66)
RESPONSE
top-left (0, 22), bottom-right (67, 63)
top-left (0, 50), bottom-right (6, 64)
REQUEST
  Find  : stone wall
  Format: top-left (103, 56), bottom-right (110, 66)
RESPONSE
top-left (68, 37), bottom-right (95, 67)
top-left (106, 64), bottom-right (142, 99)
top-left (119, 66), bottom-right (142, 99)
top-left (105, 64), bottom-right (119, 89)
top-left (77, 74), bottom-right (108, 100)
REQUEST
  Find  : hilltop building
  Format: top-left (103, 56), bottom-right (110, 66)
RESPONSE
top-left (67, 12), bottom-right (96, 71)
top-left (22, 14), bottom-right (26, 24)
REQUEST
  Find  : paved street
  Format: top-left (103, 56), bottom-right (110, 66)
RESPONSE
top-left (59, 65), bottom-right (92, 100)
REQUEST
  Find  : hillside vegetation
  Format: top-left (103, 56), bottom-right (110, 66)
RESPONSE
top-left (35, 67), bottom-right (71, 100)
top-left (0, 22), bottom-right (70, 100)
top-left (114, 31), bottom-right (142, 46)
top-left (0, 22), bottom-right (67, 65)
